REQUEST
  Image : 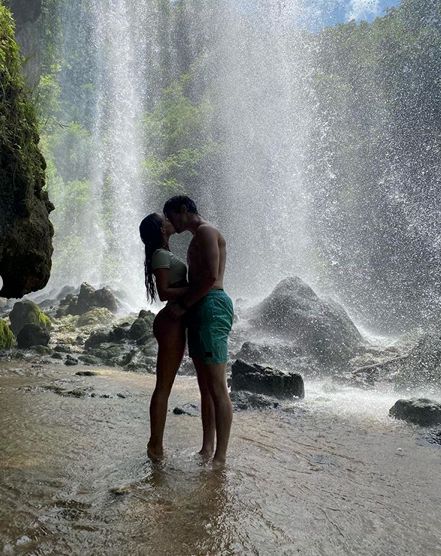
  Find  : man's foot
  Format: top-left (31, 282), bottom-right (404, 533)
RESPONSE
top-left (147, 442), bottom-right (164, 462)
top-left (212, 455), bottom-right (226, 469)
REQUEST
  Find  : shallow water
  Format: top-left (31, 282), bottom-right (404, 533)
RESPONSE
top-left (1, 363), bottom-right (440, 555)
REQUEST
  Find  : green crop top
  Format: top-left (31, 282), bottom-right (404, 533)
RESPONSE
top-left (151, 248), bottom-right (187, 286)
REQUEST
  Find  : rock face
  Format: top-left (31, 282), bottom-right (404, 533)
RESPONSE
top-left (9, 300), bottom-right (51, 336)
top-left (231, 359), bottom-right (304, 399)
top-left (389, 398), bottom-right (441, 427)
top-left (17, 323), bottom-right (50, 348)
top-left (0, 7), bottom-right (54, 298)
top-left (248, 277), bottom-right (362, 364)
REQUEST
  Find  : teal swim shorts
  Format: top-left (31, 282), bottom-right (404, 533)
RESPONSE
top-left (187, 289), bottom-right (234, 365)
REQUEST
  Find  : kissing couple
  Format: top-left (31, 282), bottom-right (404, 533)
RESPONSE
top-left (139, 195), bottom-right (234, 466)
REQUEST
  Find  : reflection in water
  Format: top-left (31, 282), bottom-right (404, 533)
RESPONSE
top-left (1, 364), bottom-right (441, 555)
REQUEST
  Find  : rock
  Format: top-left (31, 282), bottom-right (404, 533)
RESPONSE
top-left (16, 323), bottom-right (50, 348)
top-left (78, 355), bottom-right (101, 366)
top-left (77, 307), bottom-right (115, 327)
top-left (64, 358), bottom-right (79, 366)
top-left (51, 352), bottom-right (63, 360)
top-left (31, 344), bottom-right (52, 355)
top-left (0, 6), bottom-right (54, 299)
top-left (9, 300), bottom-right (51, 336)
top-left (173, 403), bottom-right (200, 416)
top-left (393, 335), bottom-right (441, 389)
top-left (389, 398), bottom-right (441, 427)
top-left (0, 319), bottom-right (15, 349)
top-left (61, 283), bottom-right (119, 316)
top-left (54, 344), bottom-right (72, 353)
top-left (128, 317), bottom-right (151, 341)
top-left (231, 359), bottom-right (304, 399)
top-left (229, 390), bottom-right (280, 410)
top-left (76, 370), bottom-right (99, 376)
top-left (248, 277), bottom-right (362, 364)
top-left (85, 331), bottom-right (110, 350)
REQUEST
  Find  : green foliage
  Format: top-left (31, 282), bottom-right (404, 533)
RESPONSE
top-left (0, 319), bottom-right (15, 349)
top-left (142, 73), bottom-right (222, 191)
top-left (0, 5), bottom-right (46, 207)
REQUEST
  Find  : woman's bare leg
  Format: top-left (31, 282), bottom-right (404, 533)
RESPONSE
top-left (148, 311), bottom-right (185, 460)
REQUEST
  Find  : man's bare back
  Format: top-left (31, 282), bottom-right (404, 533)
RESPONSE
top-left (187, 222), bottom-right (226, 290)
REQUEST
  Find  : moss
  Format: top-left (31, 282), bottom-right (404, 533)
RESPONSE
top-left (9, 299), bottom-right (52, 336)
top-left (0, 319), bottom-right (15, 349)
top-left (0, 5), bottom-right (54, 297)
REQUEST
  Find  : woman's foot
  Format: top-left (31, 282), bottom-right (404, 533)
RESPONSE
top-left (147, 442), bottom-right (164, 462)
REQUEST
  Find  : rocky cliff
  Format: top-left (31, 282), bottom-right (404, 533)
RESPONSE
top-left (0, 5), bottom-right (53, 298)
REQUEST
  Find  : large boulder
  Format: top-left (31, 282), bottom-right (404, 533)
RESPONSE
top-left (248, 277), bottom-right (362, 364)
top-left (231, 359), bottom-right (304, 399)
top-left (0, 7), bottom-right (53, 298)
top-left (389, 398), bottom-right (441, 427)
top-left (59, 283), bottom-right (119, 316)
top-left (16, 323), bottom-right (49, 348)
top-left (9, 300), bottom-right (51, 336)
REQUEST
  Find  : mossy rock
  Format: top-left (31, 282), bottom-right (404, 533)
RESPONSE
top-left (0, 6), bottom-right (54, 297)
top-left (0, 319), bottom-right (15, 349)
top-left (9, 300), bottom-right (52, 336)
top-left (77, 307), bottom-right (114, 328)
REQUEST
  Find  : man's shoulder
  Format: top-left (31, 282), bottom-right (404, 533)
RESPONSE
top-left (195, 222), bottom-right (219, 239)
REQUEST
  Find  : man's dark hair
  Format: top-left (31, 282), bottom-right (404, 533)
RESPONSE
top-left (163, 195), bottom-right (198, 217)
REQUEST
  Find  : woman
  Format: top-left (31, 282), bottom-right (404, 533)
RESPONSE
top-left (139, 213), bottom-right (188, 461)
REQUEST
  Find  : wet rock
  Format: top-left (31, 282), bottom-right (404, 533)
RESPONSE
top-left (75, 369), bottom-right (99, 376)
top-left (128, 317), bottom-right (151, 341)
top-left (16, 323), bottom-right (50, 348)
top-left (9, 300), bottom-right (51, 336)
top-left (31, 344), bottom-right (52, 355)
top-left (78, 355), bottom-right (101, 366)
top-left (51, 352), bottom-right (63, 360)
top-left (393, 335), bottom-right (441, 389)
top-left (64, 355), bottom-right (79, 366)
top-left (230, 390), bottom-right (280, 410)
top-left (425, 429), bottom-right (441, 445)
top-left (59, 282), bottom-right (118, 316)
top-left (54, 344), bottom-right (72, 353)
top-left (173, 403), bottom-right (199, 416)
top-left (77, 307), bottom-right (115, 327)
top-left (248, 277), bottom-right (362, 364)
top-left (231, 359), bottom-right (304, 399)
top-left (389, 398), bottom-right (441, 427)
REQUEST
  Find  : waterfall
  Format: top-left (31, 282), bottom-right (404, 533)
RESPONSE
top-left (45, 0), bottom-right (315, 308)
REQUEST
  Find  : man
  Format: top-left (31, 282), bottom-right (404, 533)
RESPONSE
top-left (163, 195), bottom-right (234, 466)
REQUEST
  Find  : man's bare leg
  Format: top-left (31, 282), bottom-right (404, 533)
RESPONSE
top-left (193, 357), bottom-right (232, 465)
top-left (194, 360), bottom-right (216, 459)
top-left (148, 312), bottom-right (185, 460)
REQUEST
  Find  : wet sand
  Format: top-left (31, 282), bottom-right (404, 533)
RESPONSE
top-left (1, 362), bottom-right (441, 555)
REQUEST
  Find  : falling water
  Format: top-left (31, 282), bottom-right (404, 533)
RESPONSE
top-left (43, 0), bottom-right (317, 308)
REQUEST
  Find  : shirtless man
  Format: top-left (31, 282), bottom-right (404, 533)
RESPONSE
top-left (163, 195), bottom-right (234, 466)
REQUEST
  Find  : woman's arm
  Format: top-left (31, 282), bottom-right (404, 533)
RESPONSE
top-left (153, 268), bottom-right (189, 302)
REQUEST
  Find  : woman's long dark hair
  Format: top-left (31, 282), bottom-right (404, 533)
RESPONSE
top-left (139, 213), bottom-right (164, 302)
